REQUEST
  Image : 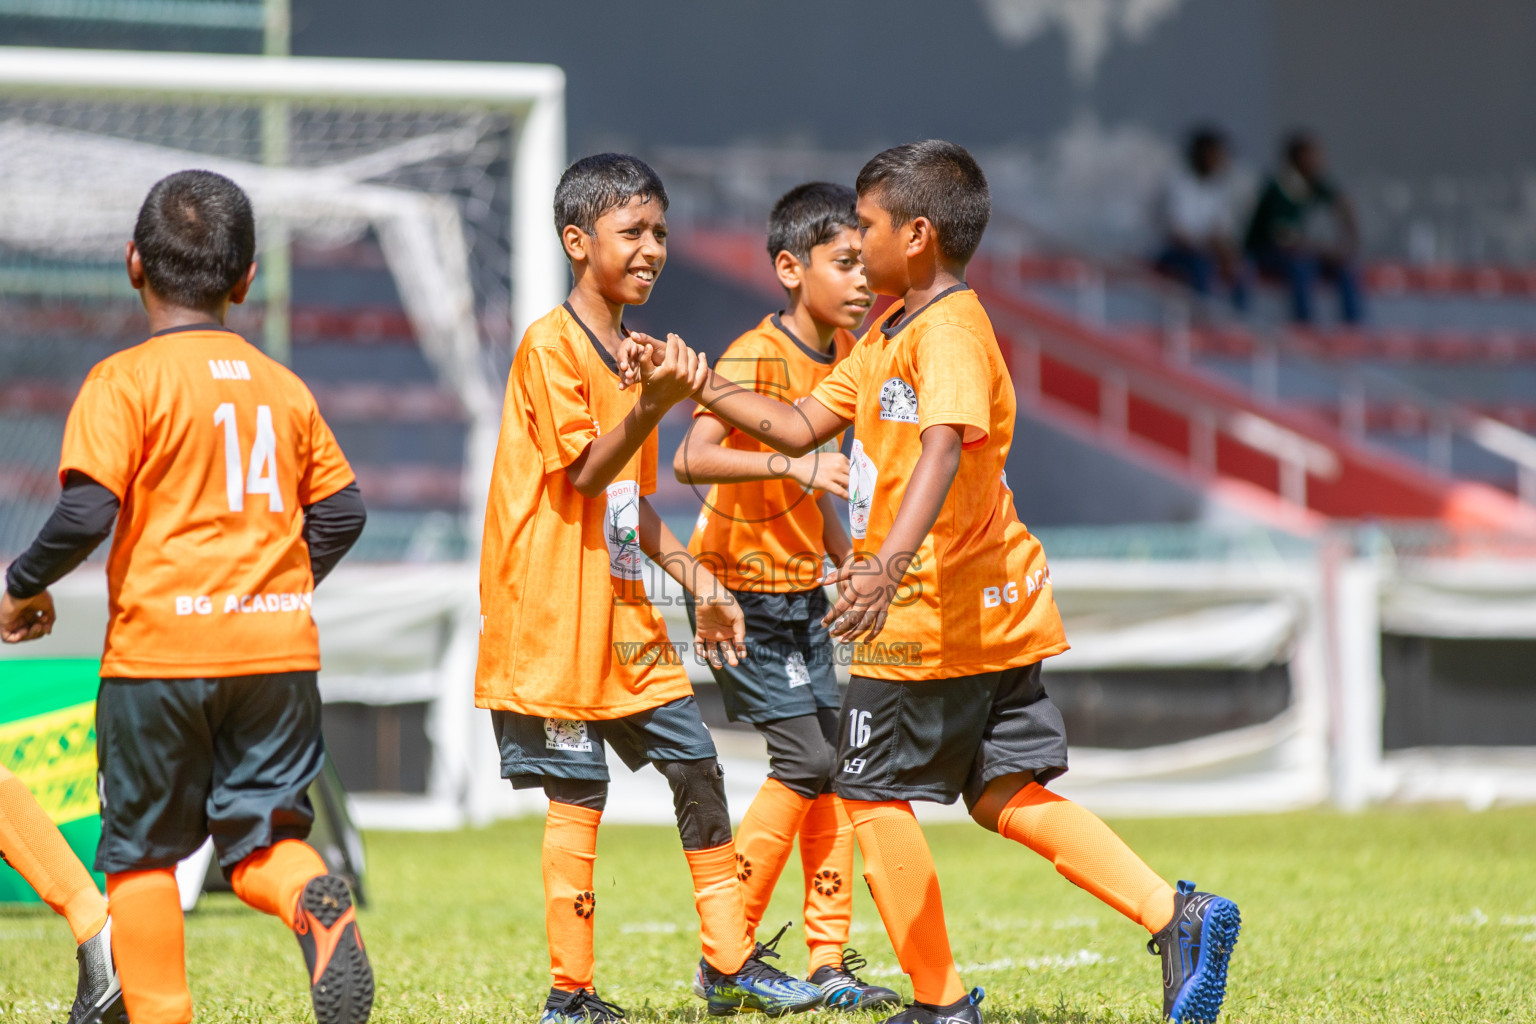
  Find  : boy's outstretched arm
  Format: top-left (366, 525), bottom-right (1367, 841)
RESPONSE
top-left (819, 424), bottom-right (962, 643)
top-left (623, 333), bottom-right (849, 457)
top-left (0, 471), bottom-right (119, 643)
top-left (672, 412), bottom-right (849, 497)
top-left (567, 334), bottom-right (710, 498)
top-left (636, 497), bottom-right (746, 670)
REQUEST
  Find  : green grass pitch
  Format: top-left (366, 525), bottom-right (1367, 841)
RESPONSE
top-left (2, 807), bottom-right (1532, 1023)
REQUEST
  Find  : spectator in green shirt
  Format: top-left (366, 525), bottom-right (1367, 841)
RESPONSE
top-left (1244, 131), bottom-right (1363, 324)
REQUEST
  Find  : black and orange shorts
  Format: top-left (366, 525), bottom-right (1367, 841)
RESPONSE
top-left (94, 671), bottom-right (324, 875)
top-left (832, 662), bottom-right (1068, 809)
top-left (491, 695), bottom-right (718, 789)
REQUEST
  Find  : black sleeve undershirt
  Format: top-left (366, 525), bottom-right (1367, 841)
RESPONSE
top-left (4, 471), bottom-right (119, 599)
top-left (5, 476), bottom-right (367, 598)
top-left (304, 481), bottom-right (367, 586)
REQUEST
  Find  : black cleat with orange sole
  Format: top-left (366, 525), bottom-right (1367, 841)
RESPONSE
top-left (293, 874), bottom-right (374, 1024)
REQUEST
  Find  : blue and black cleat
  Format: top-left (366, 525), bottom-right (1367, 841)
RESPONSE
top-left (808, 948), bottom-right (901, 1011)
top-left (692, 925), bottom-right (824, 1016)
top-left (539, 987), bottom-right (627, 1024)
top-left (1147, 880), bottom-right (1241, 1023)
top-left (877, 987), bottom-right (984, 1024)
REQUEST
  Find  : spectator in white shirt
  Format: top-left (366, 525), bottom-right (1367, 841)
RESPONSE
top-left (1154, 127), bottom-right (1249, 310)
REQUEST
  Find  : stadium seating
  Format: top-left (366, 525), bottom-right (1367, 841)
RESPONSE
top-left (672, 227), bottom-right (1536, 535)
top-left (0, 239), bottom-right (472, 564)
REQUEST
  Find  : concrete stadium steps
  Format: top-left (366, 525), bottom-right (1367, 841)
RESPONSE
top-left (672, 228), bottom-right (1536, 533)
top-left (0, 312), bottom-right (471, 528)
top-left (971, 266), bottom-right (1532, 529)
top-left (0, 377), bottom-right (463, 421)
top-left (1023, 279), bottom-right (1536, 335)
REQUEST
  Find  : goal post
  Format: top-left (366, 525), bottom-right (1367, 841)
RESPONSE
top-left (0, 45), bottom-right (566, 360)
top-left (0, 46), bottom-right (566, 829)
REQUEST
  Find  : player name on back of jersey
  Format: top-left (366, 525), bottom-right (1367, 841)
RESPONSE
top-left (174, 591), bottom-right (314, 616)
top-left (208, 358), bottom-right (252, 380)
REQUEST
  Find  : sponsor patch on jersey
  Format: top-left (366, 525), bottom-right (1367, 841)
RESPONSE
top-left (848, 440), bottom-right (877, 540)
top-left (878, 377), bottom-right (919, 423)
top-left (603, 480), bottom-right (644, 581)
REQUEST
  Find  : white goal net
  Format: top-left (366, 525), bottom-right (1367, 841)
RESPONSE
top-left (0, 47), bottom-right (565, 827)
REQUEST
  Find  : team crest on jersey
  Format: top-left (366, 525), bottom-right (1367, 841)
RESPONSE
top-left (544, 719), bottom-right (593, 752)
top-left (785, 650), bottom-right (810, 688)
top-left (878, 377), bottom-right (918, 423)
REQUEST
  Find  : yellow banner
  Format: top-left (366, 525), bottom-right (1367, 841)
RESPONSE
top-left (0, 701), bottom-right (97, 825)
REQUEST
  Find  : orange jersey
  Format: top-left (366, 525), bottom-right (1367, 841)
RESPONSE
top-left (475, 304), bottom-right (691, 720)
top-left (57, 325), bottom-right (355, 678)
top-left (687, 315), bottom-right (855, 592)
top-left (809, 286), bottom-right (1068, 680)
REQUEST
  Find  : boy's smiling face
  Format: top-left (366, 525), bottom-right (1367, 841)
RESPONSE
top-left (793, 226), bottom-right (872, 330)
top-left (855, 190), bottom-right (910, 298)
top-left (566, 194), bottom-right (667, 306)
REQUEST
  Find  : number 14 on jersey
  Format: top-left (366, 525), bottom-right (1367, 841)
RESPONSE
top-left (214, 402), bottom-right (284, 512)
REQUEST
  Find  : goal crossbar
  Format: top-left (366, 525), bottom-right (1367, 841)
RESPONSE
top-left (0, 45), bottom-right (568, 345)
top-left (0, 46), bottom-right (562, 108)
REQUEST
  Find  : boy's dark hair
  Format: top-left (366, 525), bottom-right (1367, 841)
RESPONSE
top-left (1284, 130), bottom-right (1318, 166)
top-left (1186, 126), bottom-right (1228, 173)
top-left (133, 170), bottom-right (256, 309)
top-left (554, 153), bottom-right (668, 237)
top-left (766, 182), bottom-right (858, 265)
top-left (855, 140), bottom-right (990, 265)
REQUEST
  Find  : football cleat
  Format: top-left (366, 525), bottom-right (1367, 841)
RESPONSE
top-left (693, 924), bottom-right (824, 1016)
top-left (1147, 880), bottom-right (1241, 1023)
top-left (539, 987), bottom-right (627, 1024)
top-left (293, 874), bottom-right (374, 1024)
top-left (67, 916), bottom-right (127, 1024)
top-left (877, 987), bottom-right (984, 1024)
top-left (807, 948), bottom-right (901, 1011)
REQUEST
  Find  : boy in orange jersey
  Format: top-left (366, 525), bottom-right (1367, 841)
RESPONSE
top-left (0, 765), bottom-right (117, 1024)
top-left (474, 154), bottom-right (823, 1024)
top-left (623, 141), bottom-right (1241, 1024)
top-left (0, 170), bottom-right (372, 1024)
top-left (672, 183), bottom-right (897, 1011)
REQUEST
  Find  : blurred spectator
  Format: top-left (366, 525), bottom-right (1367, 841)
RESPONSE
top-left (1154, 127), bottom-right (1248, 309)
top-left (1244, 131), bottom-right (1363, 324)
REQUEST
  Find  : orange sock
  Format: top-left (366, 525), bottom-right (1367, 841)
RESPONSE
top-left (734, 778), bottom-right (813, 939)
top-left (230, 839), bottom-right (328, 929)
top-left (844, 800), bottom-right (964, 1006)
top-left (684, 841), bottom-right (753, 975)
top-left (0, 766), bottom-right (107, 945)
top-left (798, 794), bottom-right (853, 973)
top-left (543, 802), bottom-right (601, 991)
top-left (107, 869), bottom-right (192, 1024)
top-left (997, 783), bottom-right (1175, 933)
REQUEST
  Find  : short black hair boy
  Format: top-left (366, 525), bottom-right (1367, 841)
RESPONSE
top-left (766, 181), bottom-right (859, 266)
top-left (854, 139), bottom-right (989, 266)
top-left (553, 152), bottom-right (669, 238)
top-left (132, 169), bottom-right (256, 310)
